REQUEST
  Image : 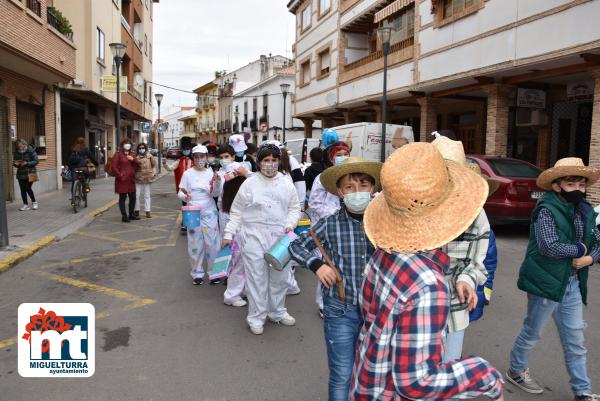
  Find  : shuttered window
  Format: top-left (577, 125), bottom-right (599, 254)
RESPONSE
top-left (16, 101), bottom-right (44, 155)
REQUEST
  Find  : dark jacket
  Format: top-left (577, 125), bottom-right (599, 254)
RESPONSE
top-left (469, 229), bottom-right (497, 322)
top-left (13, 145), bottom-right (39, 180)
top-left (112, 150), bottom-right (140, 193)
top-left (68, 146), bottom-right (98, 169)
top-left (304, 162), bottom-right (325, 191)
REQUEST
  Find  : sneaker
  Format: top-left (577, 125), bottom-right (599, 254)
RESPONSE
top-left (192, 278), bottom-right (204, 286)
top-left (31, 202), bottom-right (38, 210)
top-left (225, 299), bottom-right (247, 307)
top-left (270, 313), bottom-right (296, 326)
top-left (210, 278), bottom-right (222, 285)
top-left (287, 286), bottom-right (301, 296)
top-left (249, 325), bottom-right (264, 335)
top-left (146, 212), bottom-right (152, 218)
top-left (19, 205), bottom-right (30, 211)
top-left (129, 214), bottom-right (141, 221)
top-left (575, 394), bottom-right (600, 401)
top-left (506, 368), bottom-right (544, 394)
top-left (319, 308), bottom-right (324, 319)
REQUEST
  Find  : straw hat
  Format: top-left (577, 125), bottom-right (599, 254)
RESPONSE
top-left (320, 157), bottom-right (382, 195)
top-left (364, 142), bottom-right (488, 253)
top-left (432, 135), bottom-right (500, 196)
top-left (536, 157), bottom-right (600, 190)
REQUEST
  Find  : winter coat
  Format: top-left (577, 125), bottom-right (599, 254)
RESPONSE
top-left (304, 162), bottom-right (325, 192)
top-left (68, 146), bottom-right (98, 170)
top-left (112, 150), bottom-right (140, 193)
top-left (135, 154), bottom-right (156, 184)
top-left (469, 230), bottom-right (498, 322)
top-left (13, 145), bottom-right (39, 180)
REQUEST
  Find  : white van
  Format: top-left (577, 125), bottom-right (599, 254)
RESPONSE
top-left (284, 138), bottom-right (322, 164)
top-left (331, 123), bottom-right (415, 162)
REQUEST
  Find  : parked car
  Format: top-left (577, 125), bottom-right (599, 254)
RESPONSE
top-left (467, 155), bottom-right (544, 225)
top-left (165, 146), bottom-right (182, 159)
top-left (149, 148), bottom-right (159, 157)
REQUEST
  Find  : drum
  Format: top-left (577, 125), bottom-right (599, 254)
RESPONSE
top-left (182, 206), bottom-right (202, 228)
top-left (294, 218), bottom-right (311, 236)
top-left (264, 232), bottom-right (298, 271)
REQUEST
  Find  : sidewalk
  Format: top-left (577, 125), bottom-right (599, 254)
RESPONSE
top-left (0, 172), bottom-right (173, 272)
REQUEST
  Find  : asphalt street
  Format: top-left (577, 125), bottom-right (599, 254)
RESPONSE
top-left (0, 187), bottom-right (598, 401)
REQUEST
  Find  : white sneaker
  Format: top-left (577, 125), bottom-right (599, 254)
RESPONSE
top-left (287, 287), bottom-right (301, 295)
top-left (31, 202), bottom-right (38, 210)
top-left (271, 313), bottom-right (296, 326)
top-left (19, 205), bottom-right (30, 211)
top-left (225, 299), bottom-right (247, 307)
top-left (249, 325), bottom-right (264, 335)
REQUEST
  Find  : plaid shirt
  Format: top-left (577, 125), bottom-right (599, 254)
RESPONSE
top-left (289, 208), bottom-right (375, 305)
top-left (350, 248), bottom-right (503, 401)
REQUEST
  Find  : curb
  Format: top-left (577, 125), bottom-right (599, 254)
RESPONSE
top-left (0, 197), bottom-right (120, 274)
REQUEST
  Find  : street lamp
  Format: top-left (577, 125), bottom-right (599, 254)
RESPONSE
top-left (109, 42), bottom-right (126, 147)
top-left (280, 83), bottom-right (291, 144)
top-left (155, 93), bottom-right (164, 173)
top-left (376, 27), bottom-right (393, 162)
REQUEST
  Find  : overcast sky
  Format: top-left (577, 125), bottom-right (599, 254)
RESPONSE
top-left (152, 0), bottom-right (296, 115)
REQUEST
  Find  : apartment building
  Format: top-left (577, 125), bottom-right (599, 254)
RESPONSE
top-left (193, 80), bottom-right (218, 144)
top-left (288, 0), bottom-right (600, 202)
top-left (0, 0), bottom-right (76, 199)
top-left (161, 106), bottom-right (195, 147)
top-left (56, 0), bottom-right (157, 176)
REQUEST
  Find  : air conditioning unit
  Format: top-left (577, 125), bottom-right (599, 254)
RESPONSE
top-left (516, 109), bottom-right (548, 127)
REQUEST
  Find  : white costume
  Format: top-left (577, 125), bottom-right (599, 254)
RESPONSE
top-left (178, 168), bottom-right (221, 280)
top-left (285, 155), bottom-right (306, 295)
top-left (224, 172), bottom-right (301, 328)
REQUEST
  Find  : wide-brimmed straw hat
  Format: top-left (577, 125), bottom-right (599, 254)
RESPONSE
top-left (320, 157), bottom-right (382, 195)
top-left (537, 157), bottom-right (600, 190)
top-left (364, 142), bottom-right (488, 253)
top-left (432, 135), bottom-right (500, 196)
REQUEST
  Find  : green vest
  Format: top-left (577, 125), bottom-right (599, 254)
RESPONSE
top-left (518, 191), bottom-right (597, 304)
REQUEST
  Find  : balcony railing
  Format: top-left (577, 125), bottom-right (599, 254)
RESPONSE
top-left (344, 36), bottom-right (415, 72)
top-left (26, 0), bottom-right (41, 16)
top-left (47, 7), bottom-right (74, 40)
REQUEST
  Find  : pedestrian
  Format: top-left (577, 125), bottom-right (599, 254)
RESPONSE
top-left (112, 138), bottom-right (141, 223)
top-left (289, 156), bottom-right (381, 401)
top-left (506, 157), bottom-right (600, 401)
top-left (222, 143), bottom-right (301, 335)
top-left (229, 134), bottom-right (256, 172)
top-left (303, 147), bottom-right (325, 192)
top-left (246, 142), bottom-right (258, 163)
top-left (164, 136), bottom-right (194, 232)
top-left (134, 142), bottom-right (156, 218)
top-left (13, 138), bottom-right (39, 211)
top-left (350, 142), bottom-right (504, 401)
top-left (67, 137), bottom-right (98, 198)
top-left (469, 229), bottom-right (498, 323)
top-left (178, 145), bottom-right (222, 286)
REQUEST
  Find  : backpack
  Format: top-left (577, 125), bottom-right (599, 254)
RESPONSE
top-left (106, 155), bottom-right (115, 177)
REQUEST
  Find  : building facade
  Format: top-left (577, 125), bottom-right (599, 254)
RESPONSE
top-left (288, 0), bottom-right (600, 202)
top-left (0, 0), bottom-right (76, 200)
top-left (161, 106), bottom-right (195, 147)
top-left (193, 81), bottom-right (218, 144)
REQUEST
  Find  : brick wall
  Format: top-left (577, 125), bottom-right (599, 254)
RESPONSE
top-left (417, 97), bottom-right (439, 142)
top-left (587, 69), bottom-right (600, 205)
top-left (484, 84), bottom-right (511, 157)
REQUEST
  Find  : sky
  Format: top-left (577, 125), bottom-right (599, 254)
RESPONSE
top-left (152, 0), bottom-right (296, 116)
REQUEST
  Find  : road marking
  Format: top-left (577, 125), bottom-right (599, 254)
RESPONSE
top-left (88, 199), bottom-right (119, 217)
top-left (36, 247), bottom-right (155, 270)
top-left (0, 235), bottom-right (57, 273)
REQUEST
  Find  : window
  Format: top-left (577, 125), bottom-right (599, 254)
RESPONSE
top-left (301, 4), bottom-right (311, 31)
top-left (144, 34), bottom-right (148, 55)
top-left (435, 0), bottom-right (482, 27)
top-left (485, 158), bottom-right (541, 178)
top-left (96, 27), bottom-right (105, 62)
top-left (317, 47), bottom-right (331, 79)
top-left (300, 59), bottom-right (311, 86)
top-left (319, 0), bottom-right (331, 17)
top-left (382, 6), bottom-right (415, 46)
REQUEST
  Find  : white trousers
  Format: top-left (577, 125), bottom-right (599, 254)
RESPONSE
top-left (219, 211), bottom-right (230, 240)
top-left (223, 235), bottom-right (246, 304)
top-left (135, 183), bottom-right (151, 212)
top-left (187, 208), bottom-right (220, 279)
top-left (239, 225), bottom-right (289, 328)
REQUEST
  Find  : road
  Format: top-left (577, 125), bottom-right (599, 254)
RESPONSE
top-left (0, 187), bottom-right (598, 401)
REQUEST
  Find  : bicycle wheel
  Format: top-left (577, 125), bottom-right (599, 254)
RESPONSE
top-left (83, 186), bottom-right (88, 208)
top-left (72, 181), bottom-right (83, 213)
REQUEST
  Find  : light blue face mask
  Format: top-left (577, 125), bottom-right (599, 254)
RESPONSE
top-left (343, 192), bottom-right (372, 213)
top-left (335, 156), bottom-right (349, 166)
top-left (235, 151), bottom-right (245, 158)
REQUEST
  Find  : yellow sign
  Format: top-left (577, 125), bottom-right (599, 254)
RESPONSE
top-left (101, 76), bottom-right (128, 92)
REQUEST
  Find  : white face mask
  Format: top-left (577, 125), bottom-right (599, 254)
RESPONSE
top-left (220, 159), bottom-right (233, 168)
top-left (123, 144), bottom-right (132, 151)
top-left (194, 156), bottom-right (207, 167)
top-left (138, 148), bottom-right (146, 155)
top-left (343, 192), bottom-right (372, 213)
top-left (208, 157), bottom-right (216, 164)
top-left (259, 161), bottom-right (278, 177)
top-left (335, 156), bottom-right (349, 166)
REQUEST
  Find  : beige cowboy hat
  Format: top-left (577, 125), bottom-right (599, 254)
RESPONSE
top-left (321, 157), bottom-right (382, 195)
top-left (536, 157), bottom-right (600, 191)
top-left (364, 142), bottom-right (488, 253)
top-left (432, 135), bottom-right (500, 196)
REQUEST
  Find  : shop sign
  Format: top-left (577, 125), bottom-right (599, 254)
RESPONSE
top-left (140, 122), bottom-right (152, 133)
top-left (517, 88), bottom-right (546, 108)
top-left (567, 81), bottom-right (594, 102)
top-left (101, 76), bottom-right (127, 92)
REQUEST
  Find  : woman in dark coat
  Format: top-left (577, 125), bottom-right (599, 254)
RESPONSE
top-left (13, 138), bottom-right (39, 211)
top-left (112, 138), bottom-right (141, 222)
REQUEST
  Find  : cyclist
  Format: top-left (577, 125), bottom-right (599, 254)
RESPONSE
top-left (68, 137), bottom-right (98, 199)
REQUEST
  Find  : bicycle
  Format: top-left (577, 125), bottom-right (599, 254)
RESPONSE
top-left (71, 169), bottom-right (89, 213)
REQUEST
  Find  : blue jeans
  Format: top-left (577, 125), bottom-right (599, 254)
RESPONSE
top-left (323, 295), bottom-right (362, 401)
top-left (510, 275), bottom-right (591, 396)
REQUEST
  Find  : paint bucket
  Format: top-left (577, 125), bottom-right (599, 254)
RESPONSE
top-left (182, 206), bottom-right (202, 228)
top-left (294, 218), bottom-right (311, 235)
top-left (264, 232), bottom-right (298, 271)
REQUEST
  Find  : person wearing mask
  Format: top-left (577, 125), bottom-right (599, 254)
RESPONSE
top-left (13, 138), bottom-right (39, 211)
top-left (222, 143), bottom-right (301, 335)
top-left (67, 137), bottom-right (98, 197)
top-left (134, 143), bottom-right (156, 218)
top-left (229, 134), bottom-right (257, 172)
top-left (178, 145), bottom-right (222, 286)
top-left (164, 136), bottom-right (194, 232)
top-left (112, 138), bottom-right (141, 222)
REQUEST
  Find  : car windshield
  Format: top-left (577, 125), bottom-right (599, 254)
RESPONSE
top-left (487, 159), bottom-right (541, 178)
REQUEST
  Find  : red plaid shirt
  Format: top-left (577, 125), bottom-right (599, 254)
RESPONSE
top-left (350, 248), bottom-right (503, 401)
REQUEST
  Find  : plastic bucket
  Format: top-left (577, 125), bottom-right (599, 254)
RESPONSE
top-left (294, 218), bottom-right (312, 236)
top-left (264, 232), bottom-right (298, 271)
top-left (182, 206), bottom-right (202, 228)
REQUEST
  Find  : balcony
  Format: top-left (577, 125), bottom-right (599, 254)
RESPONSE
top-left (340, 36), bottom-right (414, 84)
top-left (47, 7), bottom-right (73, 41)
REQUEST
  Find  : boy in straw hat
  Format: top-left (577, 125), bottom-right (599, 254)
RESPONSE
top-left (506, 158), bottom-right (600, 400)
top-left (350, 142), bottom-right (504, 401)
top-left (289, 156), bottom-right (381, 401)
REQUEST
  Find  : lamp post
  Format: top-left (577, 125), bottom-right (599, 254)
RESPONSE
top-left (376, 27), bottom-right (393, 162)
top-left (109, 42), bottom-right (126, 147)
top-left (155, 93), bottom-right (163, 173)
top-left (280, 83), bottom-right (290, 144)
top-left (234, 107), bottom-right (239, 133)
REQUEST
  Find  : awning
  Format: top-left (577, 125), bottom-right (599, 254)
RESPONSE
top-left (374, 0), bottom-right (414, 23)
